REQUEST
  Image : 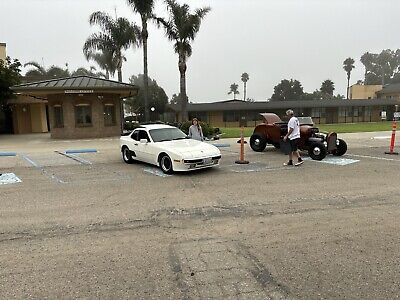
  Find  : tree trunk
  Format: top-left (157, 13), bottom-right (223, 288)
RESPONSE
top-left (117, 54), bottom-right (124, 134)
top-left (244, 82), bottom-right (247, 101)
top-left (346, 75), bottom-right (350, 100)
top-left (105, 69), bottom-right (110, 80)
top-left (179, 52), bottom-right (188, 122)
top-left (142, 18), bottom-right (150, 123)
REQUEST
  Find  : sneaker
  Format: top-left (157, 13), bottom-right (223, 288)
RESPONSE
top-left (283, 161), bottom-right (293, 166)
top-left (295, 160), bottom-right (304, 166)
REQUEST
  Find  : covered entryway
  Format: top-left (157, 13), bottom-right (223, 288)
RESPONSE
top-left (11, 76), bottom-right (139, 139)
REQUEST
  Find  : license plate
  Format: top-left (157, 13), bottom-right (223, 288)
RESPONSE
top-left (203, 158), bottom-right (212, 164)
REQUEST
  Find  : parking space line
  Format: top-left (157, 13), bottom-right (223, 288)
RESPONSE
top-left (346, 153), bottom-right (400, 162)
top-left (21, 155), bottom-right (66, 184)
top-left (55, 151), bottom-right (92, 165)
top-left (143, 167), bottom-right (172, 177)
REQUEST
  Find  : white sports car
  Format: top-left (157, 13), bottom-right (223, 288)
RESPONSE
top-left (120, 124), bottom-right (221, 174)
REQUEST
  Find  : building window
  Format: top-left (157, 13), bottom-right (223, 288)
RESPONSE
top-left (53, 105), bottom-right (64, 128)
top-left (104, 104), bottom-right (116, 126)
top-left (223, 111), bottom-right (239, 122)
top-left (75, 104), bottom-right (92, 127)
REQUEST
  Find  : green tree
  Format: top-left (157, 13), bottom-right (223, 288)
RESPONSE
top-left (83, 11), bottom-right (141, 83)
top-left (343, 57), bottom-right (355, 99)
top-left (156, 0), bottom-right (211, 122)
top-left (0, 57), bottom-right (22, 105)
top-left (170, 93), bottom-right (180, 105)
top-left (271, 79), bottom-right (304, 101)
top-left (125, 74), bottom-right (169, 122)
top-left (24, 61), bottom-right (70, 80)
top-left (228, 83), bottom-right (240, 100)
top-left (360, 49), bottom-right (400, 85)
top-left (84, 48), bottom-right (118, 79)
top-left (241, 72), bottom-right (249, 101)
top-left (127, 0), bottom-right (156, 123)
top-left (320, 79), bottom-right (335, 96)
top-left (0, 57), bottom-right (22, 133)
top-left (71, 66), bottom-right (106, 78)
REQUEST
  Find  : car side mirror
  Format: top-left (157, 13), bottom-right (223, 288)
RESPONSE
top-left (140, 139), bottom-right (148, 144)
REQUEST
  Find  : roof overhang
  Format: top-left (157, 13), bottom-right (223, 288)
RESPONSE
top-left (11, 75), bottom-right (139, 98)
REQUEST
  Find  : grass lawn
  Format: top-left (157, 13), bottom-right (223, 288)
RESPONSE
top-left (220, 121), bottom-right (393, 138)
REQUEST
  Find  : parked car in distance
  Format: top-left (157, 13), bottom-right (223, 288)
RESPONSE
top-left (120, 124), bottom-right (221, 174)
top-left (249, 113), bottom-right (347, 160)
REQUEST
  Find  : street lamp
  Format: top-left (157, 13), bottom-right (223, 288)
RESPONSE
top-left (150, 107), bottom-right (155, 122)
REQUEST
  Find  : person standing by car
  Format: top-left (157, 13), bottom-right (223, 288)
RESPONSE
top-left (283, 109), bottom-right (303, 166)
top-left (188, 118), bottom-right (204, 141)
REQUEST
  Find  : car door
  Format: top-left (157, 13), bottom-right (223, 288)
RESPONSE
top-left (136, 130), bottom-right (154, 163)
top-left (128, 130), bottom-right (143, 160)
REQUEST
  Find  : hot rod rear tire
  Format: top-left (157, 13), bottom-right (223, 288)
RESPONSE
top-left (332, 139), bottom-right (347, 156)
top-left (308, 142), bottom-right (327, 161)
top-left (250, 134), bottom-right (267, 152)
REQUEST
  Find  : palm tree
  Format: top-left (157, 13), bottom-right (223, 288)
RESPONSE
top-left (127, 0), bottom-right (156, 122)
top-left (71, 66), bottom-right (107, 78)
top-left (343, 57), bottom-right (355, 99)
top-left (241, 72), bottom-right (249, 101)
top-left (24, 61), bottom-right (70, 80)
top-left (320, 79), bottom-right (335, 96)
top-left (228, 83), bottom-right (240, 100)
top-left (83, 11), bottom-right (141, 82)
top-left (156, 0), bottom-right (211, 121)
top-left (84, 49), bottom-right (118, 79)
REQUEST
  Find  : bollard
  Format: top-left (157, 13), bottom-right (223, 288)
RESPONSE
top-left (235, 127), bottom-right (249, 164)
top-left (385, 118), bottom-right (398, 155)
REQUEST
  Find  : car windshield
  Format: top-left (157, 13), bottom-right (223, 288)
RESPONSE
top-left (298, 117), bottom-right (314, 125)
top-left (149, 128), bottom-right (188, 142)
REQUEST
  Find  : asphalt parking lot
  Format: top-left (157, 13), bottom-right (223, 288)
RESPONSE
top-left (1, 132), bottom-right (399, 299)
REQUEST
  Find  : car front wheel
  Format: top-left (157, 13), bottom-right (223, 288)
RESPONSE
top-left (122, 147), bottom-right (134, 164)
top-left (250, 134), bottom-right (267, 152)
top-left (308, 142), bottom-right (327, 160)
top-left (159, 154), bottom-right (173, 174)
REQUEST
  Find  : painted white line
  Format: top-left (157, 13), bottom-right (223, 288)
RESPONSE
top-left (22, 155), bottom-right (66, 184)
top-left (346, 153), bottom-right (400, 162)
top-left (371, 136), bottom-right (391, 140)
top-left (143, 167), bottom-right (171, 177)
top-left (0, 173), bottom-right (22, 185)
top-left (22, 155), bottom-right (39, 167)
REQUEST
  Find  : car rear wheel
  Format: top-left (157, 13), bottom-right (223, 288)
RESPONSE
top-left (159, 154), bottom-right (173, 174)
top-left (308, 142), bottom-right (327, 160)
top-left (332, 139), bottom-right (347, 156)
top-left (250, 134), bottom-right (267, 152)
top-left (122, 146), bottom-right (134, 164)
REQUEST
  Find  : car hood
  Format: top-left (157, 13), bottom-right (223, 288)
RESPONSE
top-left (156, 139), bottom-right (220, 158)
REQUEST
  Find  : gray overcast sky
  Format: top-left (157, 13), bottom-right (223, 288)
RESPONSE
top-left (1, 0), bottom-right (399, 102)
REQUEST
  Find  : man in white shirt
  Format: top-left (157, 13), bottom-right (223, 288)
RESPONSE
top-left (283, 109), bottom-right (303, 166)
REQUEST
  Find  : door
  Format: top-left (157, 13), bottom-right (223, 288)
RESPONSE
top-left (17, 105), bottom-right (32, 134)
top-left (136, 130), bottom-right (153, 163)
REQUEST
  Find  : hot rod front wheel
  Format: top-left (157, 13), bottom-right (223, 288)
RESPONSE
top-left (308, 142), bottom-right (327, 160)
top-left (250, 134), bottom-right (267, 152)
top-left (332, 139), bottom-right (347, 156)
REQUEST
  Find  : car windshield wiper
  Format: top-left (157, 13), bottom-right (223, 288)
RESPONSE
top-left (156, 139), bottom-right (172, 142)
top-left (172, 137), bottom-right (188, 140)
